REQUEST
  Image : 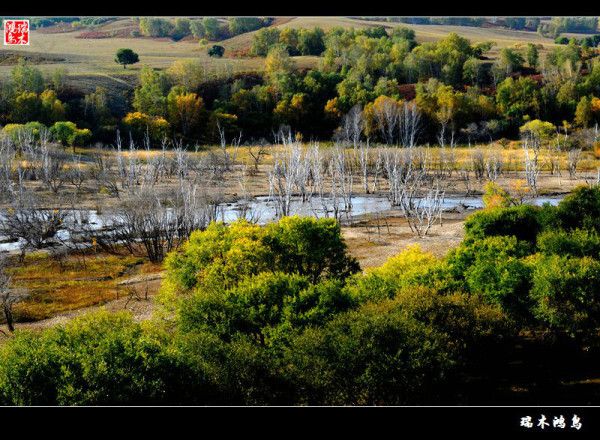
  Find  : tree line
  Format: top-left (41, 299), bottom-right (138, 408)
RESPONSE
top-left (4, 26), bottom-right (600, 147)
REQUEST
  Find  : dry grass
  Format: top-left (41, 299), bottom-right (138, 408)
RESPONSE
top-left (343, 214), bottom-right (466, 268)
top-left (7, 250), bottom-right (162, 322)
top-left (0, 18), bottom-right (265, 91)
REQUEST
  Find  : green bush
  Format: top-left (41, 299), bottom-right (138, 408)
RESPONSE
top-left (530, 254), bottom-right (600, 336)
top-left (282, 287), bottom-right (508, 405)
top-left (447, 236), bottom-right (533, 319)
top-left (208, 45), bottom-right (225, 58)
top-left (0, 311), bottom-right (218, 405)
top-left (1, 121), bottom-right (47, 142)
top-left (178, 272), bottom-right (310, 341)
top-left (179, 271), bottom-right (357, 344)
top-left (463, 204), bottom-right (544, 244)
top-left (263, 216), bottom-right (360, 283)
top-left (345, 245), bottom-right (451, 303)
top-left (537, 228), bottom-right (600, 258)
top-left (163, 216), bottom-right (359, 297)
top-left (174, 330), bottom-right (294, 404)
top-left (163, 220), bottom-right (269, 295)
top-left (554, 185), bottom-right (600, 232)
top-left (50, 121), bottom-right (91, 148)
top-left (282, 278), bottom-right (356, 328)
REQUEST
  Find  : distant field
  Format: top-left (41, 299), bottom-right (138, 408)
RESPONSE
top-left (220, 16), bottom-right (559, 56)
top-left (0, 18), bottom-right (265, 92)
top-left (0, 16), bottom-right (561, 93)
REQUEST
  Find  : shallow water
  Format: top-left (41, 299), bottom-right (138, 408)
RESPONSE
top-left (0, 194), bottom-right (565, 252)
top-left (219, 194), bottom-right (563, 224)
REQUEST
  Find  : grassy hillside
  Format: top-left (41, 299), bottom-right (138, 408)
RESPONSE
top-left (0, 18), bottom-right (263, 91)
top-left (0, 16), bottom-right (561, 93)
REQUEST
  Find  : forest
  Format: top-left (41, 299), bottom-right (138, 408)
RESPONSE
top-left (3, 23), bottom-right (600, 147)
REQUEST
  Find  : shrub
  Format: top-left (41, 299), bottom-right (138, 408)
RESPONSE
top-left (554, 185), bottom-right (600, 232)
top-left (0, 311), bottom-right (214, 405)
top-left (121, 112), bottom-right (170, 142)
top-left (50, 121), bottom-right (91, 148)
top-left (163, 217), bottom-right (358, 298)
top-left (208, 45), bottom-right (225, 58)
top-left (174, 329), bottom-right (293, 404)
top-left (464, 204), bottom-right (544, 244)
top-left (262, 216), bottom-right (360, 283)
top-left (2, 121), bottom-right (47, 142)
top-left (346, 245), bottom-right (447, 303)
top-left (537, 228), bottom-right (600, 258)
top-left (282, 278), bottom-right (356, 328)
top-left (530, 254), bottom-right (600, 336)
top-left (283, 296), bottom-right (455, 404)
top-left (482, 181), bottom-right (513, 209)
top-left (178, 272), bottom-right (310, 342)
top-left (178, 270), bottom-right (359, 343)
top-left (283, 287), bottom-right (508, 405)
top-left (446, 236), bottom-right (533, 318)
top-left (162, 220), bottom-right (270, 295)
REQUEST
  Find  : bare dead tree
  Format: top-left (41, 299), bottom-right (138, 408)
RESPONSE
top-left (437, 146), bottom-right (455, 179)
top-left (397, 161), bottom-right (446, 237)
top-left (522, 134), bottom-right (542, 196)
top-left (216, 122), bottom-right (242, 172)
top-left (268, 136), bottom-right (301, 218)
top-left (568, 148), bottom-right (582, 179)
top-left (97, 183), bottom-right (215, 263)
top-left (0, 136), bottom-right (16, 201)
top-left (371, 146), bottom-right (383, 193)
top-left (548, 133), bottom-right (563, 177)
top-left (357, 139), bottom-right (371, 194)
top-left (471, 149), bottom-right (486, 181)
top-left (233, 164), bottom-right (262, 223)
top-left (339, 104), bottom-right (364, 149)
top-left (0, 190), bottom-right (67, 260)
top-left (247, 143), bottom-right (269, 176)
top-left (459, 167), bottom-right (473, 196)
top-left (485, 150), bottom-right (503, 181)
top-left (398, 102), bottom-right (421, 148)
top-left (383, 146), bottom-right (434, 210)
top-left (404, 185), bottom-right (446, 238)
top-left (308, 144), bottom-right (329, 216)
top-left (19, 137), bottom-right (68, 195)
top-left (382, 148), bottom-right (407, 206)
top-left (68, 154), bottom-right (89, 195)
top-left (90, 146), bottom-right (120, 198)
top-left (329, 145), bottom-right (353, 221)
top-left (373, 99), bottom-right (400, 145)
top-left (173, 140), bottom-right (190, 183)
top-left (437, 123), bottom-right (447, 149)
top-left (295, 144), bottom-right (314, 203)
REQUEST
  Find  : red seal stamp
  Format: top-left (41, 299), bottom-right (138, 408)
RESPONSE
top-left (4, 19), bottom-right (30, 45)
